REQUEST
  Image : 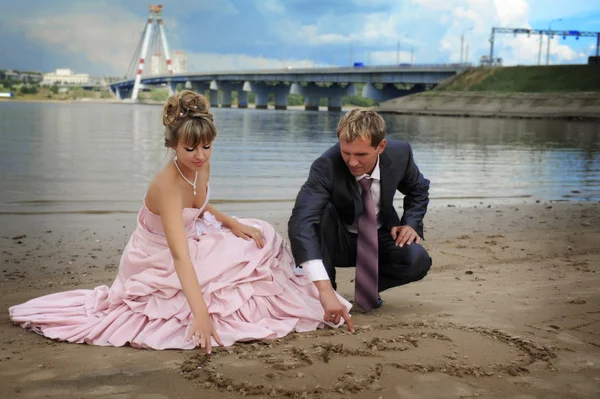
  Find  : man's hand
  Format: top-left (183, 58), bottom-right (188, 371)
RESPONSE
top-left (391, 225), bottom-right (421, 248)
top-left (314, 281), bottom-right (354, 332)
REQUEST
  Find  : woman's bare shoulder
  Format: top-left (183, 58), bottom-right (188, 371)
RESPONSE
top-left (145, 166), bottom-right (180, 214)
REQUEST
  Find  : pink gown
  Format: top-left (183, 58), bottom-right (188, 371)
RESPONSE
top-left (9, 186), bottom-right (352, 350)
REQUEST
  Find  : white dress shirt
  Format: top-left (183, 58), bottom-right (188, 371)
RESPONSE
top-left (298, 156), bottom-right (382, 281)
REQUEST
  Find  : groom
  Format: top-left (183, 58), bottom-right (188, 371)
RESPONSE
top-left (288, 109), bottom-right (432, 330)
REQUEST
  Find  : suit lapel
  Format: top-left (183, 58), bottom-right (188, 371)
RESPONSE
top-left (378, 151), bottom-right (394, 211)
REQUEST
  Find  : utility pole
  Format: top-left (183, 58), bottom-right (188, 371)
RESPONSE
top-left (489, 28), bottom-right (495, 67)
top-left (546, 19), bottom-right (562, 65)
top-left (537, 33), bottom-right (543, 65)
top-left (397, 40), bottom-right (400, 64)
top-left (465, 43), bottom-right (469, 64)
top-left (460, 28), bottom-right (473, 64)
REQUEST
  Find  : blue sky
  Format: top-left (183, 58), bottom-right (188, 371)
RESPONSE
top-left (1, 0), bottom-right (599, 76)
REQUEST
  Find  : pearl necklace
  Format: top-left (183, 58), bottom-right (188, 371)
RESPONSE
top-left (173, 156), bottom-right (198, 195)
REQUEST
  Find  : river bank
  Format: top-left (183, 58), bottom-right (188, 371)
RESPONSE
top-left (377, 65), bottom-right (600, 120)
top-left (376, 91), bottom-right (600, 120)
top-left (1, 200), bottom-right (599, 398)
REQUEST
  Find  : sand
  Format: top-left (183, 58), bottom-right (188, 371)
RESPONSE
top-left (1, 200), bottom-right (599, 398)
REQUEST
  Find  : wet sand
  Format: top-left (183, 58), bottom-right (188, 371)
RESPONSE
top-left (1, 201), bottom-right (599, 398)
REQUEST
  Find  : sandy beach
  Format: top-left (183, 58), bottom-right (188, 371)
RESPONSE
top-left (1, 200), bottom-right (599, 398)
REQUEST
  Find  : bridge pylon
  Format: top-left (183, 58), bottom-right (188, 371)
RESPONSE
top-left (126, 4), bottom-right (173, 101)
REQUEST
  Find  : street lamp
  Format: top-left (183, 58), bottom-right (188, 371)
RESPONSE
top-left (461, 27), bottom-right (474, 63)
top-left (546, 18), bottom-right (562, 65)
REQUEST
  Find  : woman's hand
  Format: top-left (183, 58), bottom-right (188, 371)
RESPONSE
top-left (230, 221), bottom-right (265, 248)
top-left (188, 312), bottom-right (224, 355)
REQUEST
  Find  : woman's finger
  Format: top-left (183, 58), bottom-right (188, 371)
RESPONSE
top-left (212, 329), bottom-right (224, 347)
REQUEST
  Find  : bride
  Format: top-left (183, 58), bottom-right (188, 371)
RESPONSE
top-left (9, 90), bottom-right (353, 354)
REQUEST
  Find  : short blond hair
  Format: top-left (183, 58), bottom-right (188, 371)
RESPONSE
top-left (337, 109), bottom-right (386, 147)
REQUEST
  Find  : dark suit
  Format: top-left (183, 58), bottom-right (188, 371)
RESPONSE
top-left (288, 139), bottom-right (432, 292)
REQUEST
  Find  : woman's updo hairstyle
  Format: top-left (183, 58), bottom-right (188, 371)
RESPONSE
top-left (162, 90), bottom-right (216, 149)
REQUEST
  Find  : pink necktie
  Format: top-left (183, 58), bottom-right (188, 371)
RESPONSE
top-left (355, 178), bottom-right (379, 311)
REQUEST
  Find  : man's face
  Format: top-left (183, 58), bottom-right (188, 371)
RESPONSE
top-left (339, 134), bottom-right (386, 176)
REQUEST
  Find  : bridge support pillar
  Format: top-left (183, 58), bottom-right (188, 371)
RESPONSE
top-left (291, 83), bottom-right (355, 112)
top-left (209, 89), bottom-right (219, 108)
top-left (189, 82), bottom-right (210, 97)
top-left (238, 91), bottom-right (248, 108)
top-left (362, 83), bottom-right (426, 102)
top-left (111, 86), bottom-right (122, 100)
top-left (168, 81), bottom-right (177, 97)
top-left (221, 90), bottom-right (232, 108)
top-left (244, 82), bottom-right (291, 110)
top-left (209, 81), bottom-right (245, 108)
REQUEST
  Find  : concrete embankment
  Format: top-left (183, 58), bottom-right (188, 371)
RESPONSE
top-left (377, 65), bottom-right (600, 120)
top-left (377, 91), bottom-right (600, 120)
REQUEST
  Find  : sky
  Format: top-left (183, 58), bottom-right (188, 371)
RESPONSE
top-left (1, 0), bottom-right (599, 77)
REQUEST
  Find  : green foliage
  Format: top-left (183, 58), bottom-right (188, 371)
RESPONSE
top-left (19, 86), bottom-right (39, 95)
top-left (437, 65), bottom-right (600, 93)
top-left (50, 84), bottom-right (59, 94)
top-left (150, 90), bottom-right (169, 102)
top-left (343, 95), bottom-right (378, 107)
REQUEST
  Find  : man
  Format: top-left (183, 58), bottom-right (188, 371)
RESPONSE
top-left (288, 109), bottom-right (432, 331)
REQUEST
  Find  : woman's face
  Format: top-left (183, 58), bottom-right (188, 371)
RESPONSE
top-left (175, 140), bottom-right (213, 171)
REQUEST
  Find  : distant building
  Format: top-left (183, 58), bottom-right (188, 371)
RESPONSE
top-left (149, 51), bottom-right (188, 75)
top-left (41, 69), bottom-right (90, 85)
top-left (1, 70), bottom-right (19, 81)
top-left (151, 54), bottom-right (167, 76)
top-left (172, 51), bottom-right (188, 74)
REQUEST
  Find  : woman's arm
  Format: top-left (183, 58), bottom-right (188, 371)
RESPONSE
top-left (202, 203), bottom-right (238, 229)
top-left (158, 185), bottom-right (208, 318)
top-left (203, 203), bottom-right (265, 248)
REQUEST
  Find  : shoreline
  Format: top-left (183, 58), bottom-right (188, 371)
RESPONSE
top-left (377, 91), bottom-right (600, 121)
top-left (1, 201), bottom-right (599, 397)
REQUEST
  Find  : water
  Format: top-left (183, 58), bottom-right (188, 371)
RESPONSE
top-left (0, 102), bottom-right (599, 216)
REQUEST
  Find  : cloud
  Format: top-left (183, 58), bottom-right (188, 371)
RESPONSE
top-left (1, 0), bottom-right (596, 75)
top-left (185, 52), bottom-right (318, 71)
top-left (256, 0), bottom-right (286, 14)
top-left (13, 7), bottom-right (144, 75)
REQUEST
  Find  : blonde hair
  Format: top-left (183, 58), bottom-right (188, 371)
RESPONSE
top-left (337, 109), bottom-right (386, 147)
top-left (162, 90), bottom-right (216, 149)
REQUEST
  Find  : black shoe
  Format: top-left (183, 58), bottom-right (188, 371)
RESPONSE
top-left (375, 295), bottom-right (383, 309)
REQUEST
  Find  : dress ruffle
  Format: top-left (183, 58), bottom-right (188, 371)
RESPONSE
top-left (9, 203), bottom-right (352, 350)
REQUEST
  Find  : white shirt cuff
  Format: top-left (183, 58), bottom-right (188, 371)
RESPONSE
top-left (298, 259), bottom-right (330, 281)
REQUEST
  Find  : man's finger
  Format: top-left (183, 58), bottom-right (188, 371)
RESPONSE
top-left (398, 233), bottom-right (411, 247)
top-left (416, 236), bottom-right (421, 244)
top-left (390, 227), bottom-right (398, 239)
top-left (342, 309), bottom-right (354, 332)
top-left (406, 235), bottom-right (415, 246)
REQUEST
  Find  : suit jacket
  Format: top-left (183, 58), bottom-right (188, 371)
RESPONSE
top-left (288, 139), bottom-right (430, 266)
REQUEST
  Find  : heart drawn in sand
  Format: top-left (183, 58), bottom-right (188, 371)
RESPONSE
top-left (180, 321), bottom-right (556, 397)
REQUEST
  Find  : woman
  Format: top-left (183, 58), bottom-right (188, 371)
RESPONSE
top-left (9, 91), bottom-right (352, 353)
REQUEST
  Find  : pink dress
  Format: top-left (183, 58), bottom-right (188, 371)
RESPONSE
top-left (9, 186), bottom-right (352, 350)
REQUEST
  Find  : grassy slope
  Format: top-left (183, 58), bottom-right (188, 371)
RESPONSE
top-left (435, 65), bottom-right (600, 92)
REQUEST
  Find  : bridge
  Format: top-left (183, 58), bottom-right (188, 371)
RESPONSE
top-left (109, 63), bottom-right (469, 111)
